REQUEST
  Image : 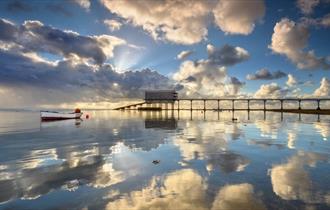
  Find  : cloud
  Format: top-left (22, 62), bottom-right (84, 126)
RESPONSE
top-left (213, 0), bottom-right (265, 35)
top-left (301, 13), bottom-right (330, 28)
top-left (101, 0), bottom-right (264, 44)
top-left (246, 69), bottom-right (287, 80)
top-left (177, 50), bottom-right (193, 60)
top-left (207, 44), bottom-right (250, 66)
top-left (229, 77), bottom-right (245, 96)
top-left (269, 18), bottom-right (330, 70)
top-left (0, 19), bottom-right (19, 42)
top-left (72, 0), bottom-right (91, 10)
top-left (286, 74), bottom-right (298, 86)
top-left (104, 19), bottom-right (122, 31)
top-left (173, 44), bottom-right (247, 97)
top-left (320, 13), bottom-right (330, 27)
top-left (0, 18), bottom-right (126, 65)
top-left (254, 83), bottom-right (289, 98)
top-left (101, 0), bottom-right (211, 45)
top-left (0, 19), bottom-right (176, 107)
top-left (313, 77), bottom-right (330, 97)
top-left (0, 51), bottom-right (174, 106)
top-left (296, 0), bottom-right (320, 15)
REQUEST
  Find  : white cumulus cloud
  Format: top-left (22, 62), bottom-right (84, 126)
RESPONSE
top-left (313, 77), bottom-right (330, 97)
top-left (286, 74), bottom-right (298, 87)
top-left (213, 0), bottom-right (265, 35)
top-left (173, 44), bottom-right (248, 97)
top-left (101, 0), bottom-right (211, 45)
top-left (101, 0), bottom-right (265, 44)
top-left (254, 83), bottom-right (288, 98)
top-left (269, 18), bottom-right (330, 70)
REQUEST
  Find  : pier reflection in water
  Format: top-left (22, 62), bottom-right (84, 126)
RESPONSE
top-left (0, 110), bottom-right (329, 210)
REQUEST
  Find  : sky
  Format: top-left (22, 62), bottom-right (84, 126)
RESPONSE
top-left (0, 0), bottom-right (329, 108)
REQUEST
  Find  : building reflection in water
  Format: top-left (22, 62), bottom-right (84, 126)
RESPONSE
top-left (144, 111), bottom-right (177, 130)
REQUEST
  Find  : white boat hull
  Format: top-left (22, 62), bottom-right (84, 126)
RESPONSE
top-left (41, 111), bottom-right (83, 121)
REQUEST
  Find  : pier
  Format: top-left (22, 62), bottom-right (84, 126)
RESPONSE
top-left (115, 98), bottom-right (330, 114)
top-left (114, 90), bottom-right (330, 114)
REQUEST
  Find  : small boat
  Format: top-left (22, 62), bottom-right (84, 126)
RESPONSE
top-left (40, 108), bottom-right (83, 121)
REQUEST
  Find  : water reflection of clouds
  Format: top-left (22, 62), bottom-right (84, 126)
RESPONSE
top-left (0, 113), bottom-right (176, 204)
top-left (174, 121), bottom-right (249, 173)
top-left (0, 144), bottom-right (126, 203)
top-left (270, 151), bottom-right (329, 204)
top-left (106, 169), bottom-right (265, 210)
top-left (212, 183), bottom-right (266, 210)
top-left (20, 148), bottom-right (62, 169)
top-left (206, 152), bottom-right (250, 173)
top-left (314, 122), bottom-right (330, 141)
top-left (106, 169), bottom-right (208, 210)
top-left (1, 110), bottom-right (330, 208)
top-left (254, 120), bottom-right (283, 139)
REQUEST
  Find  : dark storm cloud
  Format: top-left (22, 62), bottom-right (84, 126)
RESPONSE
top-left (6, 0), bottom-right (32, 12)
top-left (0, 18), bottom-right (125, 65)
top-left (246, 69), bottom-right (287, 80)
top-left (207, 44), bottom-right (250, 66)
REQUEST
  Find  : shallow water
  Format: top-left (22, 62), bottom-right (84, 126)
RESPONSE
top-left (0, 110), bottom-right (329, 210)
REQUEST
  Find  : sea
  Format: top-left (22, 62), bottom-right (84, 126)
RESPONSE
top-left (0, 110), bottom-right (329, 210)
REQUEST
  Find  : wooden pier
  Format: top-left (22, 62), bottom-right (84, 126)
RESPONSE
top-left (114, 98), bottom-right (330, 114)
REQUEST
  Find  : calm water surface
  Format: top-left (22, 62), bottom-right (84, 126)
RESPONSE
top-left (0, 110), bottom-right (329, 210)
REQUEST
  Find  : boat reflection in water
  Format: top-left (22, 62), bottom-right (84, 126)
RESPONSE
top-left (40, 119), bottom-right (83, 129)
top-left (0, 110), bottom-right (329, 210)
